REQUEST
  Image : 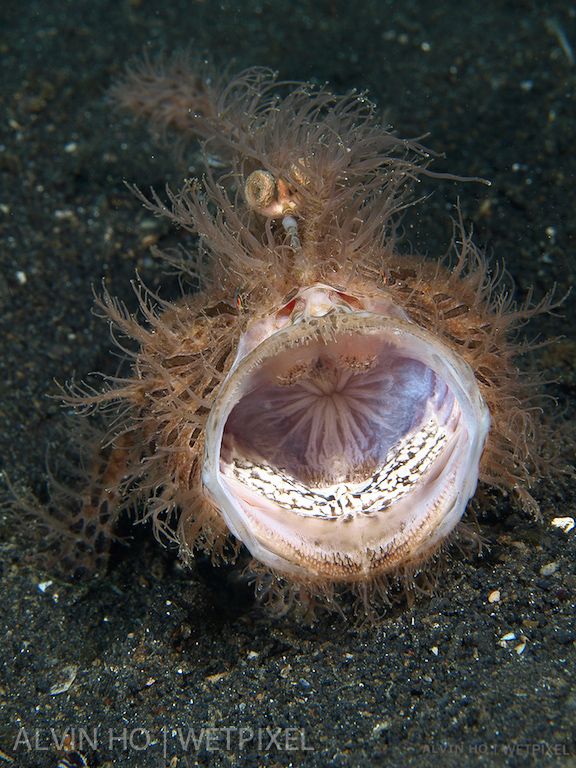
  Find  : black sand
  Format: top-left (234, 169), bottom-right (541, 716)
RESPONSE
top-left (1, 1), bottom-right (575, 766)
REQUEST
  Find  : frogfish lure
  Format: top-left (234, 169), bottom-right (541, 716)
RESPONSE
top-left (19, 59), bottom-right (553, 617)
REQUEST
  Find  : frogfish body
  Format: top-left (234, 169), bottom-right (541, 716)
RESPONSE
top-left (19, 61), bottom-right (549, 617)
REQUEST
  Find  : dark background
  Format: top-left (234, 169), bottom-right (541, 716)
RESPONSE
top-left (1, 1), bottom-right (575, 766)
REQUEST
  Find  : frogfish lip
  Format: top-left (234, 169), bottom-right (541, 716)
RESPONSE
top-left (203, 302), bottom-right (490, 583)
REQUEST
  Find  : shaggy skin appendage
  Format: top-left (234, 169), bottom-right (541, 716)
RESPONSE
top-left (9, 57), bottom-right (558, 619)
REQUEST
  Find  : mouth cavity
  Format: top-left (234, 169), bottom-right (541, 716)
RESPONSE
top-left (203, 313), bottom-right (490, 581)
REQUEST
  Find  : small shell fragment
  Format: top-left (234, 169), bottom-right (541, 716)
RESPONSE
top-left (499, 631), bottom-right (516, 647)
top-left (49, 664), bottom-right (78, 695)
top-left (551, 517), bottom-right (574, 534)
top-left (487, 589), bottom-right (501, 604)
top-left (540, 561), bottom-right (559, 576)
top-left (205, 671), bottom-right (228, 683)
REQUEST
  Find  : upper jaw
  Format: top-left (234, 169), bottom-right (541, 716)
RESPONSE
top-left (231, 282), bottom-right (409, 370)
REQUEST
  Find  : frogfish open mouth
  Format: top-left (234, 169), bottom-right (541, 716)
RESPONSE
top-left (204, 285), bottom-right (490, 583)
top-left (15, 58), bottom-right (553, 617)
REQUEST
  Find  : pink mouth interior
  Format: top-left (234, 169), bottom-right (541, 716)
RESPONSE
top-left (222, 336), bottom-right (455, 486)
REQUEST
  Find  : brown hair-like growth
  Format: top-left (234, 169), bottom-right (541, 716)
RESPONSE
top-left (14, 57), bottom-right (555, 618)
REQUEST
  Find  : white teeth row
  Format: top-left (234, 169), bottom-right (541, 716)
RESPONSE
top-left (222, 417), bottom-right (449, 521)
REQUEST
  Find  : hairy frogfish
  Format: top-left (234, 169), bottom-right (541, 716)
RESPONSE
top-left (14, 59), bottom-right (554, 618)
